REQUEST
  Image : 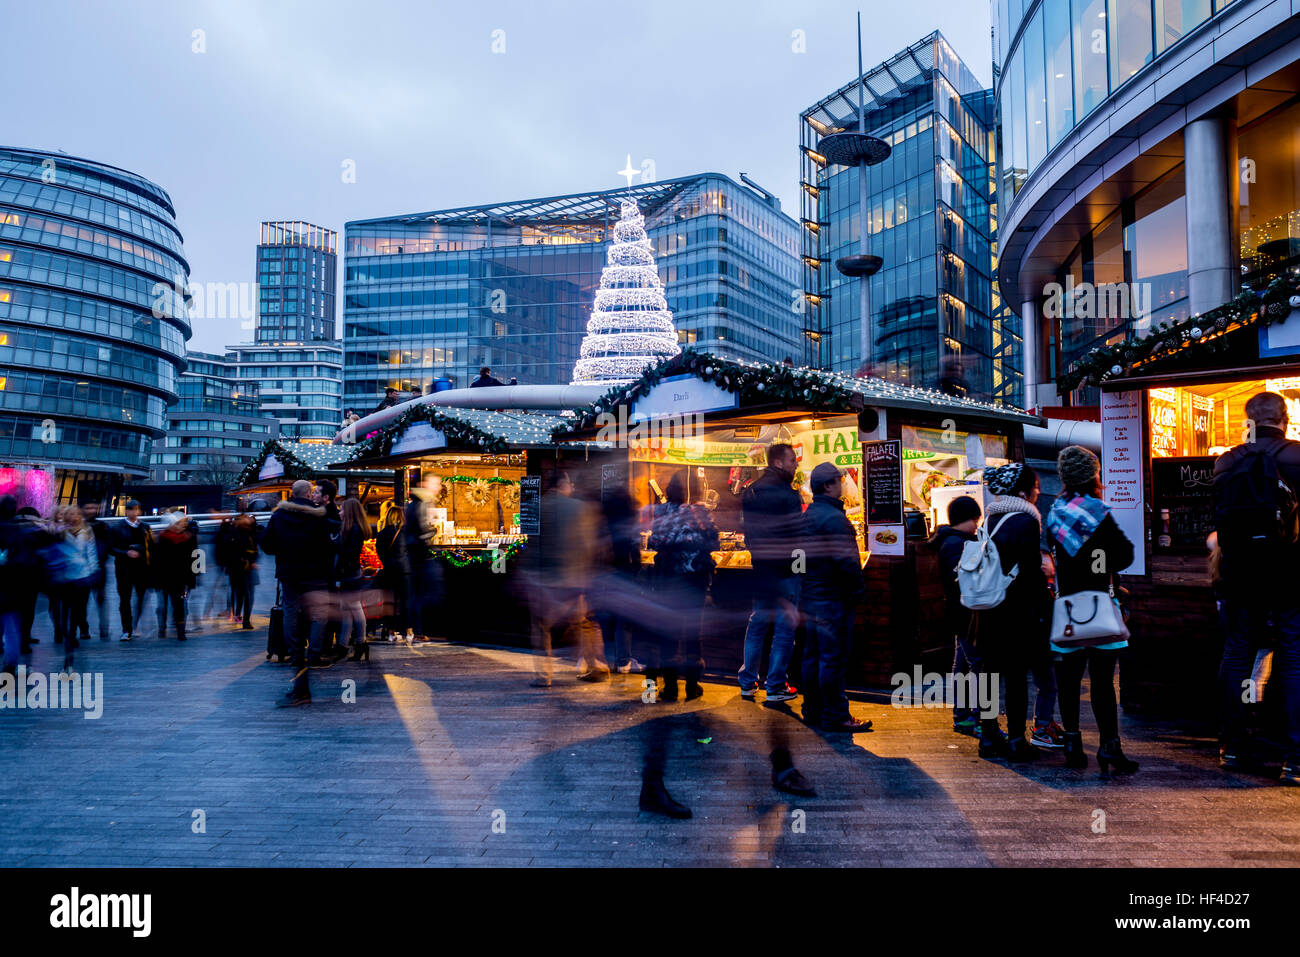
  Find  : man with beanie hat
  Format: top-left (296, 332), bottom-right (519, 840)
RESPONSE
top-left (798, 461), bottom-right (872, 733)
top-left (929, 495), bottom-right (983, 734)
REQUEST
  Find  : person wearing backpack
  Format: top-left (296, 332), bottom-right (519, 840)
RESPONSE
top-left (1213, 391), bottom-right (1300, 785)
top-left (974, 463), bottom-right (1056, 761)
top-left (1046, 446), bottom-right (1138, 774)
top-left (929, 495), bottom-right (983, 735)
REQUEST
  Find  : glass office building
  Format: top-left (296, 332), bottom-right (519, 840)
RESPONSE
top-left (800, 33), bottom-right (1023, 406)
top-left (342, 172), bottom-right (800, 410)
top-left (995, 0), bottom-right (1300, 407)
top-left (256, 221), bottom-right (337, 343)
top-left (0, 146), bottom-right (189, 508)
top-left (151, 351), bottom-right (278, 484)
top-left (226, 342), bottom-right (343, 443)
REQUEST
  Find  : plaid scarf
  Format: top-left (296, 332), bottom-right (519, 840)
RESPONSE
top-left (1046, 493), bottom-right (1110, 557)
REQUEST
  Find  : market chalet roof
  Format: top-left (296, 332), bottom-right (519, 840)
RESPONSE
top-left (348, 173), bottom-right (724, 229)
top-left (554, 352), bottom-right (1043, 435)
top-left (335, 407), bottom-right (570, 468)
top-left (236, 439), bottom-right (395, 490)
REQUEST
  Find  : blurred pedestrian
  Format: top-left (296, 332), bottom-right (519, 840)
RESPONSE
top-left (646, 471), bottom-right (717, 702)
top-left (153, 512), bottom-right (198, 641)
top-left (111, 499), bottom-right (153, 642)
top-left (336, 497), bottom-right (372, 661)
top-left (798, 463), bottom-right (871, 733)
top-left (402, 474), bottom-right (445, 642)
top-left (227, 511), bottom-right (260, 630)
top-left (927, 495), bottom-right (984, 736)
top-left (261, 479), bottom-right (336, 706)
top-left (79, 501), bottom-right (112, 640)
top-left (374, 505), bottom-right (406, 638)
top-left (0, 496), bottom-right (36, 675)
top-left (591, 485), bottom-right (642, 674)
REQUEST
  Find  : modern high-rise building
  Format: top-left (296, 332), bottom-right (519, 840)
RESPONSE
top-left (256, 221), bottom-right (337, 343)
top-left (225, 341), bottom-right (343, 442)
top-left (994, 0), bottom-right (1300, 409)
top-left (0, 146), bottom-right (189, 509)
top-left (799, 32), bottom-right (1023, 406)
top-left (342, 172), bottom-right (801, 410)
top-left (151, 351), bottom-right (278, 484)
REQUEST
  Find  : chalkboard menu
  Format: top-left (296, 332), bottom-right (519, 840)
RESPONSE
top-left (519, 475), bottom-right (542, 536)
top-left (1151, 455), bottom-right (1216, 550)
top-left (864, 439), bottom-right (904, 526)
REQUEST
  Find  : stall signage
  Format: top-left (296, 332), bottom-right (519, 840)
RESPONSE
top-left (864, 439), bottom-right (904, 527)
top-left (391, 421), bottom-right (447, 456)
top-left (259, 454), bottom-right (284, 480)
top-left (810, 428), bottom-right (861, 467)
top-left (631, 374), bottom-right (738, 421)
top-left (518, 475), bottom-right (542, 536)
top-left (1259, 315), bottom-right (1300, 357)
top-left (1100, 390), bottom-right (1145, 575)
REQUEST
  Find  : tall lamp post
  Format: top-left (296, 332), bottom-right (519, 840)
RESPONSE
top-left (816, 12), bottom-right (891, 371)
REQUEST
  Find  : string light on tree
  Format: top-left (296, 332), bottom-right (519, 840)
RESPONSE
top-left (571, 198), bottom-right (681, 385)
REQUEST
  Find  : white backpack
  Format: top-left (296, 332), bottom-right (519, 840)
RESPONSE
top-left (956, 516), bottom-right (1018, 610)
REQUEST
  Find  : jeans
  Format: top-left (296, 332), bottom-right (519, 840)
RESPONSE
top-left (229, 568), bottom-right (253, 624)
top-left (800, 597), bottom-right (852, 726)
top-left (339, 592), bottom-right (367, 647)
top-left (1055, 648), bottom-right (1120, 741)
top-left (952, 627), bottom-right (981, 723)
top-left (1, 608), bottom-right (21, 670)
top-left (282, 583), bottom-right (327, 694)
top-left (1220, 601), bottom-right (1300, 760)
top-left (739, 576), bottom-right (801, 692)
top-left (1030, 643), bottom-right (1059, 727)
top-left (116, 570), bottom-right (149, 635)
top-left (155, 587), bottom-right (187, 638)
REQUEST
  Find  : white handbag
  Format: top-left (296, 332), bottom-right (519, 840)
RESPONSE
top-left (1050, 586), bottom-right (1130, 649)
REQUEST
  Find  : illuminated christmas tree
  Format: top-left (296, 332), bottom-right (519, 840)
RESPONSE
top-left (571, 198), bottom-right (681, 385)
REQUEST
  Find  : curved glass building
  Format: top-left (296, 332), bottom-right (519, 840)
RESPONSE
top-left (0, 146), bottom-right (189, 508)
top-left (994, 0), bottom-right (1300, 406)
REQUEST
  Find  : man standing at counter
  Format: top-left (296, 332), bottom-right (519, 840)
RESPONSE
top-left (738, 443), bottom-right (802, 702)
top-left (1213, 391), bottom-right (1300, 785)
top-left (799, 462), bottom-right (872, 734)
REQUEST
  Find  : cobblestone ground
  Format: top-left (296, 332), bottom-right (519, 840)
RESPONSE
top-left (2, 586), bottom-right (1297, 868)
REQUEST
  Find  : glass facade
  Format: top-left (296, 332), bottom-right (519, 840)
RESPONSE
top-left (255, 221), bottom-right (337, 342)
top-left (996, 0), bottom-right (1236, 202)
top-left (226, 342), bottom-right (343, 442)
top-left (800, 33), bottom-right (1022, 405)
top-left (0, 147), bottom-right (189, 499)
top-left (342, 173), bottom-right (800, 410)
top-left (150, 351), bottom-right (278, 484)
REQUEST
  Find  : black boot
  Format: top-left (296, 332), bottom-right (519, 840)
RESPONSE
top-left (684, 669), bottom-right (704, 701)
top-left (978, 720), bottom-right (1011, 758)
top-left (1097, 738), bottom-right (1138, 775)
top-left (1063, 731), bottom-right (1087, 769)
top-left (1006, 734), bottom-right (1038, 763)
top-left (639, 771), bottom-right (691, 819)
top-left (659, 668), bottom-right (679, 703)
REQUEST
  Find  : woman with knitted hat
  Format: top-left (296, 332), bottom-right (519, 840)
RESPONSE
top-left (976, 462), bottom-right (1057, 762)
top-left (1045, 445), bottom-right (1138, 774)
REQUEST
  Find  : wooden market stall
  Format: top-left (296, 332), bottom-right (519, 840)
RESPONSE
top-left (1060, 277), bottom-right (1300, 720)
top-left (549, 352), bottom-right (1043, 685)
top-left (233, 439), bottom-right (395, 520)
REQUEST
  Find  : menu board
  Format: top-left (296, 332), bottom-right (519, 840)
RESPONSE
top-left (864, 439), bottom-right (904, 526)
top-left (1151, 456), bottom-right (1216, 551)
top-left (1101, 390), bottom-right (1145, 575)
top-left (519, 475), bottom-right (542, 536)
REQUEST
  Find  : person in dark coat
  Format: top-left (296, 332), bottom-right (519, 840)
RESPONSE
top-left (374, 505), bottom-right (406, 637)
top-left (470, 367), bottom-right (505, 388)
top-left (0, 496), bottom-right (37, 674)
top-left (401, 474), bottom-right (445, 641)
top-left (976, 462), bottom-right (1057, 761)
top-left (738, 442), bottom-right (803, 701)
top-left (335, 498), bottom-right (371, 660)
top-left (79, 501), bottom-right (112, 640)
top-left (798, 462), bottom-right (871, 734)
top-left (590, 485), bottom-right (642, 674)
top-left (1212, 391), bottom-right (1300, 785)
top-left (261, 480), bottom-right (336, 705)
top-left (928, 494), bottom-right (982, 734)
top-left (226, 512), bottom-right (260, 630)
top-left (371, 387), bottom-right (401, 414)
top-left (1045, 445), bottom-right (1138, 774)
top-left (152, 512), bottom-right (198, 640)
top-left (110, 500), bottom-right (153, 641)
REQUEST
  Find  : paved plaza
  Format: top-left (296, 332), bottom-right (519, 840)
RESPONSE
top-left (2, 599), bottom-right (1298, 868)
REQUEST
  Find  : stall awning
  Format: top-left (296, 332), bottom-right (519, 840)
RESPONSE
top-left (234, 440), bottom-right (394, 492)
top-left (335, 407), bottom-right (567, 468)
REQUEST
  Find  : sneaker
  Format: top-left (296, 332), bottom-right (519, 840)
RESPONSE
top-left (119, 633), bottom-right (133, 642)
top-left (1031, 720), bottom-right (1067, 750)
top-left (529, 676), bottom-right (552, 688)
top-left (1280, 762), bottom-right (1300, 787)
top-left (953, 716), bottom-right (980, 736)
top-left (822, 717), bottom-right (873, 734)
top-left (278, 689), bottom-right (312, 708)
top-left (617, 658), bottom-right (644, 674)
top-left (1219, 747), bottom-right (1245, 771)
top-left (1007, 736), bottom-right (1039, 763)
top-left (577, 668), bottom-right (610, 682)
top-left (739, 685), bottom-right (759, 700)
top-left (978, 732), bottom-right (1012, 759)
top-left (765, 683), bottom-right (799, 704)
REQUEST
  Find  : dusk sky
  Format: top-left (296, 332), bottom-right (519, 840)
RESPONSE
top-left (2, 0), bottom-right (995, 352)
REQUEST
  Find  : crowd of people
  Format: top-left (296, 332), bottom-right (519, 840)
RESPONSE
top-left (3, 388), bottom-right (1297, 811)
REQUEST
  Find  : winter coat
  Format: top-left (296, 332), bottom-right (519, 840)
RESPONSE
top-left (0, 518), bottom-right (39, 610)
top-left (336, 522), bottom-right (365, 585)
top-left (110, 519), bottom-right (153, 579)
top-left (152, 524), bottom-right (199, 591)
top-left (928, 524), bottom-right (975, 638)
top-left (260, 497), bottom-right (335, 587)
top-left (974, 506), bottom-right (1052, 651)
top-left (1051, 510), bottom-right (1134, 598)
top-left (799, 493), bottom-right (864, 605)
top-left (741, 467), bottom-right (803, 583)
top-left (648, 502), bottom-right (718, 591)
